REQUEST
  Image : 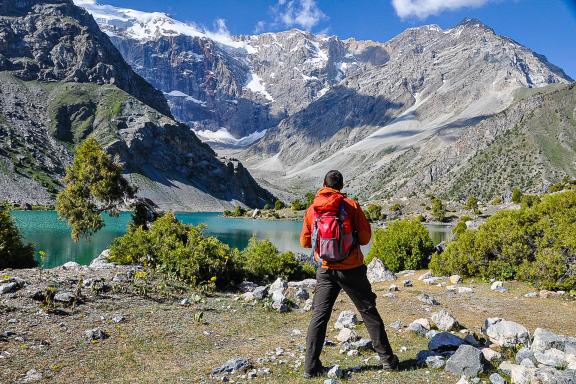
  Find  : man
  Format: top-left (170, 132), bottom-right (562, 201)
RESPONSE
top-left (300, 170), bottom-right (398, 378)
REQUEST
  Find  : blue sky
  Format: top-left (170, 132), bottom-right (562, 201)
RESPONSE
top-left (101, 0), bottom-right (576, 79)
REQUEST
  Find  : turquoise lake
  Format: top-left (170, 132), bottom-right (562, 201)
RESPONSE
top-left (11, 211), bottom-right (451, 268)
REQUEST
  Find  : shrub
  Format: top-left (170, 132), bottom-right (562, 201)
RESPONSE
top-left (305, 191), bottom-right (315, 206)
top-left (491, 196), bottom-right (503, 205)
top-left (366, 219), bottom-right (435, 272)
top-left (431, 190), bottom-right (576, 290)
top-left (431, 197), bottom-right (446, 222)
top-left (0, 203), bottom-right (36, 269)
top-left (274, 200), bottom-right (285, 210)
top-left (464, 196), bottom-right (480, 214)
top-left (291, 199), bottom-right (305, 211)
top-left (512, 187), bottom-right (523, 204)
top-left (520, 194), bottom-right (541, 209)
top-left (224, 205), bottom-right (246, 217)
top-left (109, 212), bottom-right (242, 288)
top-left (263, 204), bottom-right (270, 210)
top-left (389, 203), bottom-right (402, 214)
top-left (240, 237), bottom-right (314, 282)
top-left (365, 204), bottom-right (383, 221)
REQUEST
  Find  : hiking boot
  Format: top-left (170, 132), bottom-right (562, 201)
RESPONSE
top-left (380, 354), bottom-right (400, 370)
top-left (303, 366), bottom-right (328, 379)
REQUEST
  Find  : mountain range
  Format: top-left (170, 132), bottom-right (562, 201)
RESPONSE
top-left (0, 0), bottom-right (274, 210)
top-left (0, 0), bottom-right (574, 209)
top-left (75, 0), bottom-right (574, 201)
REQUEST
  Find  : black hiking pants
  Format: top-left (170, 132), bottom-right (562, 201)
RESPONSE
top-left (304, 264), bottom-right (394, 374)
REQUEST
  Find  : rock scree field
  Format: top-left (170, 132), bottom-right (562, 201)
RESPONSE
top-left (1, 256), bottom-right (575, 383)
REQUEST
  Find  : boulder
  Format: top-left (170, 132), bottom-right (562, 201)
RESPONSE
top-left (431, 309), bottom-right (458, 331)
top-left (510, 364), bottom-right (536, 384)
top-left (444, 345), bottom-right (485, 377)
top-left (210, 357), bottom-right (252, 375)
top-left (89, 249), bottom-right (116, 269)
top-left (456, 287), bottom-right (474, 294)
top-left (287, 279), bottom-right (317, 290)
top-left (21, 368), bottom-right (42, 383)
top-left (516, 347), bottom-right (536, 364)
top-left (429, 332), bottom-right (465, 352)
top-left (533, 348), bottom-right (567, 368)
top-left (336, 328), bottom-right (359, 343)
top-left (426, 330), bottom-right (440, 339)
top-left (403, 279), bottom-right (413, 287)
top-left (334, 311), bottom-right (358, 330)
top-left (366, 258), bottom-right (396, 283)
top-left (483, 318), bottom-right (530, 348)
top-left (389, 284), bottom-right (399, 291)
top-left (389, 320), bottom-right (403, 330)
top-left (408, 318), bottom-right (431, 336)
top-left (482, 348), bottom-right (502, 362)
top-left (351, 338), bottom-right (373, 351)
top-left (417, 293), bottom-right (440, 305)
top-left (62, 261), bottom-right (81, 269)
top-left (327, 365), bottom-right (343, 378)
top-left (251, 286), bottom-right (268, 300)
top-left (238, 281), bottom-right (258, 293)
top-left (489, 373), bottom-right (506, 384)
top-left (268, 278), bottom-right (288, 295)
top-left (425, 355), bottom-right (445, 369)
top-left (531, 328), bottom-right (566, 353)
top-left (534, 366), bottom-right (575, 384)
top-left (303, 298), bottom-right (313, 312)
top-left (449, 275), bottom-right (462, 284)
top-left (85, 328), bottom-right (109, 341)
top-left (53, 292), bottom-right (75, 304)
top-left (423, 277), bottom-right (446, 285)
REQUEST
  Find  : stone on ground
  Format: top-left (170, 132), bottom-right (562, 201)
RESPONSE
top-left (431, 309), bottom-right (458, 331)
top-left (417, 293), bottom-right (440, 305)
top-left (483, 318), bottom-right (530, 348)
top-left (449, 275), bottom-right (462, 284)
top-left (531, 328), bottom-right (566, 353)
top-left (336, 328), bottom-right (359, 343)
top-left (429, 332), bottom-right (465, 352)
top-left (418, 271), bottom-right (432, 280)
top-left (489, 372), bottom-right (506, 384)
top-left (85, 328), bottom-right (109, 341)
top-left (481, 348), bottom-right (502, 362)
top-left (366, 258), bottom-right (396, 283)
top-left (444, 344), bottom-right (485, 377)
top-left (425, 355), bottom-right (445, 369)
top-left (210, 357), bottom-right (252, 375)
top-left (327, 365), bottom-right (343, 378)
top-left (334, 311), bottom-right (358, 330)
top-left (21, 368), bottom-right (42, 383)
top-left (533, 348), bottom-right (567, 368)
top-left (510, 364), bottom-right (536, 384)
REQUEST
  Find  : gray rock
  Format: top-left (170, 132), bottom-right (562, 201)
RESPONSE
top-left (351, 338), bottom-right (373, 351)
top-left (62, 261), bottom-right (81, 269)
top-left (431, 309), bottom-right (458, 331)
top-left (418, 271), bottom-right (433, 280)
top-left (534, 366), bottom-right (574, 384)
top-left (211, 357), bottom-right (252, 375)
top-left (21, 368), bottom-right (42, 383)
top-left (516, 347), bottom-right (536, 364)
top-left (334, 311), bottom-right (358, 330)
top-left (303, 298), bottom-right (313, 312)
top-left (408, 322), bottom-right (429, 337)
top-left (483, 318), bottom-right (530, 348)
top-left (520, 358), bottom-right (536, 368)
top-left (327, 365), bottom-right (343, 379)
top-left (252, 286), bottom-right (269, 300)
top-left (481, 348), bottom-right (501, 362)
top-left (389, 320), bottom-right (403, 330)
top-left (429, 332), bottom-right (465, 352)
top-left (403, 279), bottom-right (413, 287)
top-left (423, 277), bottom-right (446, 285)
top-left (269, 278), bottom-right (288, 295)
top-left (53, 292), bottom-right (75, 303)
top-left (463, 334), bottom-right (481, 347)
top-left (426, 355), bottom-right (446, 369)
top-left (532, 328), bottom-right (566, 353)
top-left (366, 258), bottom-right (396, 283)
top-left (426, 330), bottom-right (440, 339)
top-left (444, 345), bottom-right (485, 377)
top-left (324, 380), bottom-right (339, 384)
top-left (112, 314), bottom-right (126, 323)
top-left (524, 292), bottom-right (538, 298)
top-left (0, 282), bottom-right (19, 294)
top-left (417, 293), bottom-right (440, 305)
top-left (85, 328), bottom-right (109, 341)
top-left (534, 348), bottom-right (567, 368)
top-left (238, 281), bottom-right (258, 293)
top-left (89, 250), bottom-right (116, 269)
top-left (510, 364), bottom-right (536, 384)
top-left (336, 328), bottom-right (359, 343)
top-left (489, 372), bottom-right (506, 384)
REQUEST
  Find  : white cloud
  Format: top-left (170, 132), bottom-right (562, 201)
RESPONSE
top-left (255, 0), bottom-right (327, 32)
top-left (391, 0), bottom-right (491, 19)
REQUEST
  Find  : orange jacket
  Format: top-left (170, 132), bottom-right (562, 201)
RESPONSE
top-left (300, 187), bottom-right (371, 269)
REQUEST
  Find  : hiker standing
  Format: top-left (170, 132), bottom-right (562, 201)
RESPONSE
top-left (300, 170), bottom-right (398, 378)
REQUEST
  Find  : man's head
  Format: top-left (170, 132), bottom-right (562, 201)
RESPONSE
top-left (323, 170), bottom-right (344, 190)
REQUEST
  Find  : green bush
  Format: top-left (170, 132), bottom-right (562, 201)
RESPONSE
top-left (224, 205), bottom-right (247, 217)
top-left (291, 199), bottom-right (305, 211)
top-left (239, 237), bottom-right (314, 282)
top-left (389, 203), bottom-right (402, 214)
top-left (512, 187), bottom-right (523, 204)
top-left (0, 203), bottom-right (36, 269)
top-left (274, 200), bottom-right (285, 210)
top-left (431, 197), bottom-right (446, 222)
top-left (365, 204), bottom-right (383, 221)
top-left (305, 191), bottom-right (315, 206)
top-left (491, 196), bottom-right (503, 205)
top-left (109, 212), bottom-right (242, 288)
top-left (366, 219), bottom-right (435, 272)
top-left (431, 191), bottom-right (576, 290)
top-left (520, 194), bottom-right (541, 209)
top-left (464, 196), bottom-right (480, 214)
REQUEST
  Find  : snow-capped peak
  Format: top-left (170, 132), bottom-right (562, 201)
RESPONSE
top-left (73, 0), bottom-right (256, 53)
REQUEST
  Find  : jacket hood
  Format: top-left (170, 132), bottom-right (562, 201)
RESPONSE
top-left (312, 187), bottom-right (344, 212)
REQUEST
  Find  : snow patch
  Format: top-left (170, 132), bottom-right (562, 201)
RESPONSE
top-left (245, 73), bottom-right (274, 102)
top-left (164, 91), bottom-right (207, 106)
top-left (194, 128), bottom-right (267, 147)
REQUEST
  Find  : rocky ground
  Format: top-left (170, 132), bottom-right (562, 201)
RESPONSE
top-left (1, 255), bottom-right (575, 384)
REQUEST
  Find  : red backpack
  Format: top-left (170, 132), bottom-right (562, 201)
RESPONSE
top-left (311, 200), bottom-right (356, 263)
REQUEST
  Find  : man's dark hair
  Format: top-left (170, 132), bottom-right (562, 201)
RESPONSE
top-left (324, 170), bottom-right (344, 190)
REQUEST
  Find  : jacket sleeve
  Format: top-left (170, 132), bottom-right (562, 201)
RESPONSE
top-left (355, 203), bottom-right (372, 245)
top-left (300, 208), bottom-right (312, 248)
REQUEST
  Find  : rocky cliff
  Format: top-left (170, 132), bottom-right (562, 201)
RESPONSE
top-left (0, 0), bottom-right (274, 210)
